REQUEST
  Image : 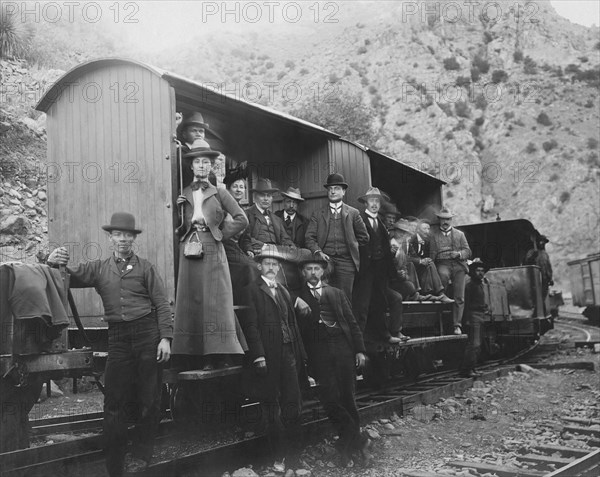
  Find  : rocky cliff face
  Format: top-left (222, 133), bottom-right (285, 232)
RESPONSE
top-left (1, 0), bottom-right (598, 286)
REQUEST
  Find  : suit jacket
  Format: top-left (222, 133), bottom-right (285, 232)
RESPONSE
top-left (305, 203), bottom-right (369, 271)
top-left (429, 226), bottom-right (471, 272)
top-left (179, 183), bottom-right (248, 242)
top-left (239, 277), bottom-right (307, 398)
top-left (239, 204), bottom-right (294, 253)
top-left (298, 282), bottom-right (365, 357)
top-left (274, 210), bottom-right (308, 248)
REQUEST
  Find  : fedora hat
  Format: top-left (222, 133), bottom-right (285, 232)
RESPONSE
top-left (436, 207), bottom-right (456, 219)
top-left (358, 186), bottom-right (390, 204)
top-left (254, 244), bottom-right (287, 262)
top-left (183, 139), bottom-right (220, 162)
top-left (468, 258), bottom-right (489, 273)
top-left (252, 178), bottom-right (279, 194)
top-left (392, 218), bottom-right (413, 233)
top-left (101, 212), bottom-right (142, 234)
top-left (177, 111), bottom-right (210, 137)
top-left (281, 186), bottom-right (305, 202)
top-left (297, 251), bottom-right (329, 268)
top-left (323, 173), bottom-right (348, 189)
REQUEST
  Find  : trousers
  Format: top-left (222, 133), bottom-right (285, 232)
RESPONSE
top-left (460, 311), bottom-right (484, 372)
top-left (104, 314), bottom-right (162, 477)
top-left (436, 260), bottom-right (467, 326)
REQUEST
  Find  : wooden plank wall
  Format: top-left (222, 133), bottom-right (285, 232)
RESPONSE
top-left (327, 139), bottom-right (372, 209)
top-left (46, 64), bottom-right (175, 325)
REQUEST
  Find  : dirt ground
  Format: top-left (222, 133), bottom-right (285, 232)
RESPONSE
top-left (28, 325), bottom-right (600, 477)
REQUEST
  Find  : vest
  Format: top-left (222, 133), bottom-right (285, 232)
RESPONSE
top-left (367, 221), bottom-right (385, 261)
top-left (253, 215), bottom-right (278, 244)
top-left (323, 215), bottom-right (349, 257)
top-left (273, 288), bottom-right (293, 343)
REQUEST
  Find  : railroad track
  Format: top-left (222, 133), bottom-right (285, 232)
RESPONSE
top-left (0, 332), bottom-right (582, 477)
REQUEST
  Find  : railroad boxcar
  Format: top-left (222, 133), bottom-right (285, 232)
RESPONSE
top-left (568, 253), bottom-right (600, 324)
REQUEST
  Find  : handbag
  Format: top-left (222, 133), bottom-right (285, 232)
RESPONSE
top-left (184, 231), bottom-right (204, 259)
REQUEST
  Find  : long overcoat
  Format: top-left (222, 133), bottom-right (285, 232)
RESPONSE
top-left (238, 277), bottom-right (307, 400)
top-left (172, 182), bottom-right (248, 356)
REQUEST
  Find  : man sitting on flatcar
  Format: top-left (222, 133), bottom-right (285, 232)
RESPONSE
top-left (429, 207), bottom-right (472, 335)
top-left (408, 220), bottom-right (453, 303)
top-left (389, 219), bottom-right (433, 302)
top-left (47, 213), bottom-right (171, 477)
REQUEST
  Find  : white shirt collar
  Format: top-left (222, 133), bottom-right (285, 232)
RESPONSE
top-left (329, 202), bottom-right (342, 210)
top-left (261, 276), bottom-right (277, 288)
top-left (256, 205), bottom-right (267, 215)
top-left (308, 281), bottom-right (323, 290)
top-left (284, 211), bottom-right (295, 220)
top-left (365, 211), bottom-right (378, 219)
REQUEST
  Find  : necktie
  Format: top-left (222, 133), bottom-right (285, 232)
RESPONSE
top-left (311, 286), bottom-right (321, 301)
top-left (331, 206), bottom-right (340, 218)
top-left (263, 209), bottom-right (271, 225)
top-left (370, 217), bottom-right (378, 231)
top-left (191, 181), bottom-right (208, 191)
top-left (285, 215), bottom-right (292, 226)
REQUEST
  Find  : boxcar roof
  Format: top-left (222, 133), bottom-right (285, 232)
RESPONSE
top-left (35, 57), bottom-right (340, 139)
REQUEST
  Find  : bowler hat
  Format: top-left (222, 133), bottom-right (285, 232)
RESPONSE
top-left (468, 258), bottom-right (489, 273)
top-left (254, 244), bottom-right (287, 262)
top-left (436, 207), bottom-right (456, 219)
top-left (252, 178), bottom-right (279, 194)
top-left (281, 186), bottom-right (305, 202)
top-left (297, 252), bottom-right (329, 268)
top-left (101, 212), bottom-right (142, 234)
top-left (392, 218), bottom-right (413, 233)
top-left (323, 173), bottom-right (348, 189)
top-left (358, 186), bottom-right (390, 204)
top-left (177, 111), bottom-right (210, 137)
top-left (183, 139), bottom-right (220, 162)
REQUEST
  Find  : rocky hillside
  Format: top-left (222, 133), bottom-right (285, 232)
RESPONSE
top-left (1, 0), bottom-right (599, 286)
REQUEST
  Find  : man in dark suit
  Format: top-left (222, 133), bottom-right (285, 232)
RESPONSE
top-left (297, 256), bottom-right (371, 467)
top-left (274, 187), bottom-right (309, 248)
top-left (239, 246), bottom-right (307, 473)
top-left (239, 178), bottom-right (295, 257)
top-left (408, 220), bottom-right (452, 302)
top-left (305, 173), bottom-right (370, 302)
top-left (354, 187), bottom-right (407, 343)
top-left (429, 207), bottom-right (472, 335)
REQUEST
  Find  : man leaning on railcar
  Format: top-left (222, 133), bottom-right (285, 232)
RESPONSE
top-left (48, 212), bottom-right (172, 477)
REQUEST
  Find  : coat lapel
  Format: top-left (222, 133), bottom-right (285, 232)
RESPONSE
top-left (259, 280), bottom-right (278, 306)
top-left (120, 255), bottom-right (138, 278)
top-left (109, 257), bottom-right (120, 277)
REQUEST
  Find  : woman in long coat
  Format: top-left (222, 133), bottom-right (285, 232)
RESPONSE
top-left (172, 140), bottom-right (248, 370)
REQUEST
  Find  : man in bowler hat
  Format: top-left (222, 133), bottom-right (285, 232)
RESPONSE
top-left (47, 212), bottom-right (172, 477)
top-left (297, 255), bottom-right (371, 467)
top-left (274, 187), bottom-right (309, 248)
top-left (305, 173), bottom-right (370, 302)
top-left (429, 207), bottom-right (471, 334)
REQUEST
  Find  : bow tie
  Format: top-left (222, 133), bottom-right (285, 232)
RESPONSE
top-left (191, 181), bottom-right (208, 191)
top-left (308, 285), bottom-right (322, 290)
top-left (267, 281), bottom-right (278, 288)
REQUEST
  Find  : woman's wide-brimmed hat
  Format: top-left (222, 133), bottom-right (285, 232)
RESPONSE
top-left (177, 111), bottom-right (210, 137)
top-left (358, 186), bottom-right (390, 204)
top-left (223, 161), bottom-right (248, 188)
top-left (323, 173), bottom-right (348, 189)
top-left (251, 178), bottom-right (279, 194)
top-left (183, 139), bottom-right (221, 162)
top-left (392, 218), bottom-right (413, 233)
top-left (436, 207), bottom-right (456, 219)
top-left (281, 187), bottom-right (305, 202)
top-left (101, 212), bottom-right (142, 234)
top-left (468, 257), bottom-right (489, 273)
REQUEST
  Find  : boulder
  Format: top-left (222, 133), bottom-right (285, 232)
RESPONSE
top-left (0, 215), bottom-right (31, 235)
top-left (8, 189), bottom-right (22, 199)
top-left (231, 468), bottom-right (259, 477)
top-left (23, 198), bottom-right (36, 209)
top-left (37, 190), bottom-right (47, 201)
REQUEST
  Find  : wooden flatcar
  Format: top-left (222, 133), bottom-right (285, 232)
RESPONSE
top-left (568, 253), bottom-right (600, 324)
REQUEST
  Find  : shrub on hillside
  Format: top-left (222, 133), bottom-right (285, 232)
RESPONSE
top-left (513, 50), bottom-right (524, 62)
top-left (474, 94), bottom-right (488, 110)
top-left (542, 139), bottom-right (558, 152)
top-left (456, 76), bottom-right (471, 87)
top-left (299, 68), bottom-right (309, 75)
top-left (443, 57), bottom-right (460, 71)
top-left (587, 137), bottom-right (599, 150)
top-left (285, 60), bottom-right (295, 69)
top-left (536, 112), bottom-right (552, 126)
top-left (525, 142), bottom-right (537, 154)
top-left (491, 70), bottom-right (508, 83)
top-left (265, 61), bottom-right (274, 69)
top-left (357, 46), bottom-right (367, 54)
top-left (438, 102), bottom-right (453, 117)
top-left (523, 56), bottom-right (538, 75)
top-left (293, 91), bottom-right (377, 146)
top-left (470, 67), bottom-right (481, 82)
top-left (0, 12), bottom-right (34, 59)
top-left (472, 54), bottom-right (490, 74)
top-left (455, 101), bottom-right (471, 118)
top-left (475, 117), bottom-right (485, 126)
top-left (559, 191), bottom-right (570, 203)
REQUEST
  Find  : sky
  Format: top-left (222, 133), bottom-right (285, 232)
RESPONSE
top-left (550, 0), bottom-right (600, 27)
